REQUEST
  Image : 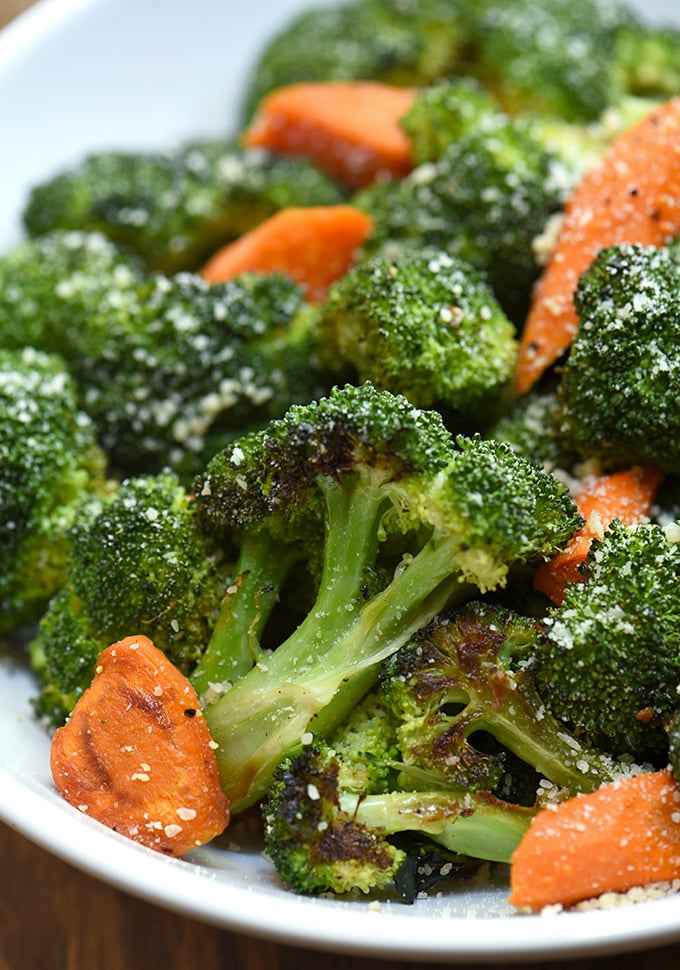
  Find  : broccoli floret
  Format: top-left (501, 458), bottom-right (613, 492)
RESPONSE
top-left (313, 248), bottom-right (518, 424)
top-left (240, 0), bottom-right (474, 120)
top-left (668, 714), bottom-right (680, 786)
top-left (23, 145), bottom-right (344, 274)
top-left (193, 382), bottom-right (581, 810)
top-left (0, 229), bottom-right (143, 354)
top-left (381, 601), bottom-right (619, 797)
top-left (399, 77), bottom-right (501, 165)
top-left (558, 242), bottom-right (680, 474)
top-left (0, 230), bottom-right (323, 479)
top-left (356, 115), bottom-right (566, 321)
top-left (29, 471), bottom-right (230, 724)
top-left (535, 520), bottom-right (680, 763)
top-left (613, 22), bottom-right (680, 100)
top-left (0, 348), bottom-right (109, 633)
top-left (262, 734), bottom-right (533, 897)
top-left (471, 0), bottom-right (630, 122)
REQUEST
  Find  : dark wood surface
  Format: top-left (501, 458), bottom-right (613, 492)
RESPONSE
top-left (4, 1), bottom-right (680, 967)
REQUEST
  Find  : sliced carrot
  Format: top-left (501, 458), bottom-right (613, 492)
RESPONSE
top-left (201, 204), bottom-right (373, 302)
top-left (242, 81), bottom-right (416, 188)
top-left (509, 770), bottom-right (680, 910)
top-left (50, 635), bottom-right (230, 857)
top-left (533, 465), bottom-right (663, 604)
top-left (516, 97), bottom-right (680, 395)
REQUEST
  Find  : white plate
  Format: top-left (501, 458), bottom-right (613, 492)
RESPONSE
top-left (2, 0), bottom-right (680, 961)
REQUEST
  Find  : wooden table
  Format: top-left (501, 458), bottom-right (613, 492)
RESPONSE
top-left (3, 1), bottom-right (680, 967)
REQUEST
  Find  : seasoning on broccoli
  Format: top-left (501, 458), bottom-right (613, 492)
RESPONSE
top-left (558, 242), bottom-right (680, 474)
top-left (535, 519), bottom-right (680, 763)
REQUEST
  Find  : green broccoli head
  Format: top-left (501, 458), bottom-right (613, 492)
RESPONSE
top-left (471, 0), bottom-right (630, 121)
top-left (28, 586), bottom-right (104, 726)
top-left (399, 77), bottom-right (501, 165)
top-left (57, 471), bottom-right (227, 677)
top-left (356, 115), bottom-right (567, 322)
top-left (613, 22), bottom-right (680, 100)
top-left (0, 229), bottom-right (142, 354)
top-left (77, 270), bottom-right (319, 479)
top-left (559, 242), bottom-right (680, 473)
top-left (535, 520), bottom-right (680, 762)
top-left (23, 145), bottom-right (344, 274)
top-left (0, 348), bottom-right (109, 632)
top-left (240, 0), bottom-right (474, 120)
top-left (381, 600), bottom-right (618, 797)
top-left (314, 248), bottom-right (518, 424)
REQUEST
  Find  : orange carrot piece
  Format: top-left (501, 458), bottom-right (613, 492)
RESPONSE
top-left (534, 465), bottom-right (663, 604)
top-left (50, 635), bottom-right (230, 857)
top-left (242, 81), bottom-right (416, 188)
top-left (509, 770), bottom-right (680, 910)
top-left (516, 97), bottom-right (680, 395)
top-left (201, 204), bottom-right (373, 302)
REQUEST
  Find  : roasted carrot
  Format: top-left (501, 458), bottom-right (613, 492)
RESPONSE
top-left (516, 97), bottom-right (680, 396)
top-left (242, 81), bottom-right (416, 188)
top-left (50, 635), bottom-right (230, 857)
top-left (200, 204), bottom-right (373, 302)
top-left (533, 465), bottom-right (663, 604)
top-left (509, 769), bottom-right (680, 910)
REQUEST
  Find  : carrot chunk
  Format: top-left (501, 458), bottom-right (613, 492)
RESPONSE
top-left (201, 204), bottom-right (373, 302)
top-left (50, 635), bottom-right (230, 856)
top-left (533, 465), bottom-right (664, 604)
top-left (242, 81), bottom-right (416, 188)
top-left (509, 770), bottom-right (680, 910)
top-left (516, 97), bottom-right (680, 395)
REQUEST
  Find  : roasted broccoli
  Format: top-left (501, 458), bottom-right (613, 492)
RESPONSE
top-left (382, 600), bottom-right (620, 797)
top-left (240, 0), bottom-right (475, 120)
top-left (29, 471), bottom-right (228, 725)
top-left (356, 114), bottom-right (567, 321)
top-left (263, 734), bottom-right (533, 897)
top-left (313, 248), bottom-right (518, 425)
top-left (535, 519), bottom-right (680, 763)
top-left (0, 230), bottom-right (323, 479)
top-left (470, 0), bottom-right (631, 122)
top-left (23, 144), bottom-right (344, 274)
top-left (192, 382), bottom-right (581, 810)
top-left (613, 21), bottom-right (680, 100)
top-left (0, 348), bottom-right (109, 633)
top-left (558, 242), bottom-right (680, 474)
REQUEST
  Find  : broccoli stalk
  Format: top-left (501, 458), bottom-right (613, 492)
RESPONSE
top-left (193, 382), bottom-right (581, 810)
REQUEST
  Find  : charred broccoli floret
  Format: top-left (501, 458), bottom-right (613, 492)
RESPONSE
top-left (262, 733), bottom-right (533, 897)
top-left (535, 519), bottom-right (680, 763)
top-left (381, 601), bottom-right (620, 797)
top-left (192, 382), bottom-right (581, 810)
top-left (314, 248), bottom-right (517, 425)
top-left (0, 348), bottom-right (109, 633)
top-left (23, 144), bottom-right (344, 274)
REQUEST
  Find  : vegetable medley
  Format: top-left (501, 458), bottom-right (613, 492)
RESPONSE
top-left (5, 0), bottom-right (680, 911)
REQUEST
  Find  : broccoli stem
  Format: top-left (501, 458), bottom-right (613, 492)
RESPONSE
top-left (339, 790), bottom-right (533, 864)
top-left (191, 532), bottom-right (300, 696)
top-left (206, 534), bottom-right (476, 810)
